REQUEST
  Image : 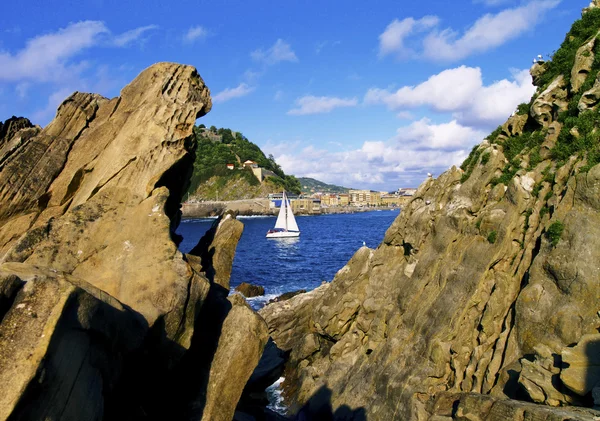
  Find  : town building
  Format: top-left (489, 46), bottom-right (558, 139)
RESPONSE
top-left (349, 189), bottom-right (382, 206)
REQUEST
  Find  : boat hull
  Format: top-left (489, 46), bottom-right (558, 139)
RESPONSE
top-left (266, 230), bottom-right (300, 238)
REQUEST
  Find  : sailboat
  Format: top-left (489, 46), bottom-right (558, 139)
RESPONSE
top-left (266, 191), bottom-right (300, 238)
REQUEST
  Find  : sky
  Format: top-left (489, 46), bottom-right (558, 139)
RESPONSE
top-left (0, 0), bottom-right (588, 190)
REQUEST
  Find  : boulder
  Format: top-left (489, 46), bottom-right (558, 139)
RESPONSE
top-left (236, 282), bottom-right (266, 297)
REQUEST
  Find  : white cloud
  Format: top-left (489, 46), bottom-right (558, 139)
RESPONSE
top-left (378, 16), bottom-right (439, 58)
top-left (184, 25), bottom-right (209, 43)
top-left (0, 20), bottom-right (108, 82)
top-left (422, 0), bottom-right (560, 61)
top-left (251, 39), bottom-right (298, 65)
top-left (113, 25), bottom-right (158, 47)
top-left (365, 65), bottom-right (535, 127)
top-left (213, 83), bottom-right (255, 103)
top-left (263, 118), bottom-right (485, 190)
top-left (396, 118), bottom-right (487, 151)
top-left (378, 1), bottom-right (559, 62)
top-left (288, 95), bottom-right (358, 115)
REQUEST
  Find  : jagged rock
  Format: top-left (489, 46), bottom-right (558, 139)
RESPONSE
top-left (262, 87), bottom-right (600, 420)
top-left (531, 61), bottom-right (549, 87)
top-left (560, 334), bottom-right (600, 396)
top-left (0, 63), bottom-right (211, 340)
top-left (236, 282), bottom-right (266, 298)
top-left (502, 113), bottom-right (529, 137)
top-left (579, 73), bottom-right (600, 111)
top-left (531, 75), bottom-right (569, 127)
top-left (190, 210), bottom-right (244, 289)
top-left (0, 116), bottom-right (34, 145)
top-left (572, 35), bottom-right (597, 92)
top-left (0, 63), bottom-right (266, 420)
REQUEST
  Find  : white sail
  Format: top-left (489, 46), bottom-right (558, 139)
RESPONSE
top-left (274, 192), bottom-right (288, 229)
top-left (285, 195), bottom-right (299, 232)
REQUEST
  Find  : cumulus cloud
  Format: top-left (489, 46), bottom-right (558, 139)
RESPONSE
top-left (213, 83), bottom-right (255, 103)
top-left (251, 39), bottom-right (298, 65)
top-left (422, 0), bottom-right (559, 61)
top-left (0, 20), bottom-right (109, 82)
top-left (378, 0), bottom-right (559, 61)
top-left (184, 25), bottom-right (209, 43)
top-left (288, 95), bottom-right (358, 115)
top-left (113, 25), bottom-right (158, 47)
top-left (378, 16), bottom-right (439, 58)
top-left (365, 65), bottom-right (535, 127)
top-left (267, 119), bottom-right (483, 189)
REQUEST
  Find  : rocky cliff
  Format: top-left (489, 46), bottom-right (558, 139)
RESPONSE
top-left (261, 5), bottom-right (600, 421)
top-left (0, 63), bottom-right (268, 420)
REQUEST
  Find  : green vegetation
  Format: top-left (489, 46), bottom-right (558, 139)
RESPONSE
top-left (546, 221), bottom-right (565, 247)
top-left (536, 8), bottom-right (600, 89)
top-left (188, 125), bottom-right (301, 195)
top-left (487, 230), bottom-right (498, 244)
top-left (540, 206), bottom-right (549, 219)
top-left (552, 110), bottom-right (600, 170)
top-left (298, 177), bottom-right (350, 194)
top-left (516, 102), bottom-right (531, 116)
top-left (532, 182), bottom-right (543, 198)
top-left (486, 125), bottom-right (503, 143)
top-left (481, 152), bottom-right (491, 165)
top-left (460, 146), bottom-right (483, 183)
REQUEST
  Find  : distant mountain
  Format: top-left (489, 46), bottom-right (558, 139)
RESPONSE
top-left (298, 177), bottom-right (350, 194)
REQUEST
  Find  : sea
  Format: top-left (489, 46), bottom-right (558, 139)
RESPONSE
top-left (177, 210), bottom-right (399, 310)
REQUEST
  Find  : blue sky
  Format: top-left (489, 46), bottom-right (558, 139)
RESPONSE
top-left (0, 0), bottom-right (587, 190)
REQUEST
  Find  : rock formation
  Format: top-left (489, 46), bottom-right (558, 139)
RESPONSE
top-left (0, 63), bottom-right (268, 420)
top-left (261, 7), bottom-right (600, 421)
top-left (235, 282), bottom-right (266, 298)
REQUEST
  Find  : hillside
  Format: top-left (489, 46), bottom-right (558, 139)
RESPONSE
top-left (298, 177), bottom-right (350, 194)
top-left (261, 4), bottom-right (600, 420)
top-left (187, 125), bottom-right (301, 198)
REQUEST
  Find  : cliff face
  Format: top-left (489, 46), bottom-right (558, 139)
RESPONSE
top-left (0, 63), bottom-right (268, 420)
top-left (261, 6), bottom-right (600, 421)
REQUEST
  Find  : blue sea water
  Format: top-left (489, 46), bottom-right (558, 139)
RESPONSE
top-left (177, 210), bottom-right (399, 309)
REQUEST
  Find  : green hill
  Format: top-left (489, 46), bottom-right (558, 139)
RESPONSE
top-left (187, 125), bottom-right (301, 198)
top-left (298, 177), bottom-right (350, 194)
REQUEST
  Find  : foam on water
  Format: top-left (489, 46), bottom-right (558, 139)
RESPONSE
top-left (266, 377), bottom-right (286, 415)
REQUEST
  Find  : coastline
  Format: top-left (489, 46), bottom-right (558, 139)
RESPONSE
top-left (181, 199), bottom-right (401, 218)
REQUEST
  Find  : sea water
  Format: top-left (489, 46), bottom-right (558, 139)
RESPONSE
top-left (178, 210), bottom-right (399, 309)
top-left (177, 210), bottom-right (399, 414)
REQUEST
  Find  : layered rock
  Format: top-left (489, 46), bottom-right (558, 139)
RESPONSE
top-left (261, 8), bottom-right (600, 421)
top-left (0, 63), bottom-right (268, 420)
